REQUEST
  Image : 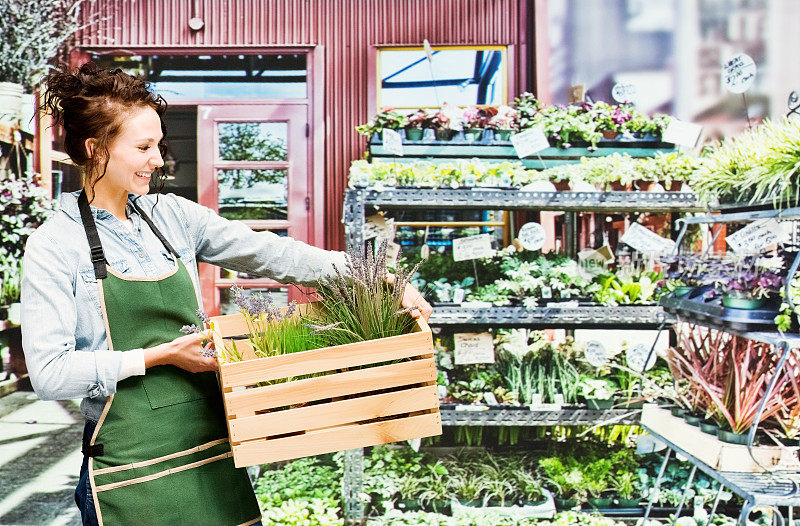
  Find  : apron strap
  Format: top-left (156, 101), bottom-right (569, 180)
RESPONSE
top-left (130, 198), bottom-right (181, 260)
top-left (78, 190), bottom-right (108, 280)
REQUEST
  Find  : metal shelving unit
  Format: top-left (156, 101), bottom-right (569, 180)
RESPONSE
top-left (440, 406), bottom-right (641, 426)
top-left (642, 424), bottom-right (800, 524)
top-left (429, 304), bottom-right (671, 329)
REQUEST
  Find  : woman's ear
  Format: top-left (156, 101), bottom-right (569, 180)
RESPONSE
top-left (84, 138), bottom-right (97, 160)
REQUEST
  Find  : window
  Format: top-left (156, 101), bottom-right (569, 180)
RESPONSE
top-left (377, 46), bottom-right (507, 109)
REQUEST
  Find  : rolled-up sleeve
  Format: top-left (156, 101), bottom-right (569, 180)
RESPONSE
top-left (172, 195), bottom-right (347, 287)
top-left (21, 229), bottom-right (122, 401)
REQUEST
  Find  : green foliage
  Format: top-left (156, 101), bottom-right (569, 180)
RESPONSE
top-left (260, 498), bottom-right (343, 526)
top-left (254, 457), bottom-right (341, 508)
top-left (593, 269), bottom-right (662, 306)
top-left (356, 108), bottom-right (409, 136)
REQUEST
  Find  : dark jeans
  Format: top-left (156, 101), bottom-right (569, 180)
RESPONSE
top-left (74, 420), bottom-right (263, 526)
top-left (75, 420), bottom-right (99, 526)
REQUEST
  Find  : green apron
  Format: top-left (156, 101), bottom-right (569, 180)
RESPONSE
top-left (77, 191), bottom-right (261, 526)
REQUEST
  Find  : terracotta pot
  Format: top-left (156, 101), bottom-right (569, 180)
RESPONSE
top-left (607, 181), bottom-right (632, 191)
top-left (553, 180), bottom-right (571, 191)
top-left (601, 130), bottom-right (620, 140)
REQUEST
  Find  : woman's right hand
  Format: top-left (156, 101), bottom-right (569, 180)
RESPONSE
top-left (144, 334), bottom-right (218, 373)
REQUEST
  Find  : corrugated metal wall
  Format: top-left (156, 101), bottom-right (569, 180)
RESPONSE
top-left (75, 0), bottom-right (531, 249)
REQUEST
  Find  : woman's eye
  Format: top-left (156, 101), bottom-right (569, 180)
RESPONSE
top-left (138, 146), bottom-right (149, 151)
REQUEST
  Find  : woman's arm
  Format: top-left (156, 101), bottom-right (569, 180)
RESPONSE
top-left (172, 194), bottom-right (347, 287)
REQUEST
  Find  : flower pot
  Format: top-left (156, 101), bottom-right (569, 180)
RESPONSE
top-left (397, 499), bottom-right (423, 512)
top-left (633, 179), bottom-right (653, 191)
top-left (673, 286), bottom-right (693, 297)
top-left (457, 499), bottom-right (483, 508)
top-left (435, 129), bottom-right (457, 141)
top-left (666, 181), bottom-right (684, 192)
top-left (521, 497), bottom-right (550, 507)
top-left (607, 181), bottom-right (632, 191)
top-left (718, 429), bottom-right (749, 445)
top-left (552, 180), bottom-right (571, 191)
top-left (425, 499), bottom-right (451, 514)
top-left (615, 498), bottom-right (640, 507)
top-left (683, 412), bottom-right (703, 426)
top-left (601, 130), bottom-right (620, 140)
top-left (587, 497), bottom-right (614, 508)
top-left (493, 129), bottom-right (513, 141)
top-left (670, 407), bottom-right (688, 418)
top-left (0, 81), bottom-right (23, 125)
top-left (586, 398), bottom-right (614, 410)
top-left (463, 128), bottom-right (484, 141)
top-left (405, 128), bottom-right (424, 141)
top-left (554, 498), bottom-right (578, 510)
top-left (699, 420), bottom-right (720, 436)
top-left (0, 307), bottom-right (7, 321)
top-left (722, 295), bottom-right (765, 310)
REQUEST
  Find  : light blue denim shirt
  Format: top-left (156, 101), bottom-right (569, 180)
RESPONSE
top-left (21, 190), bottom-right (347, 421)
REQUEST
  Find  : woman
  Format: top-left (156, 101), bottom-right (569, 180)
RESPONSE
top-left (21, 62), bottom-right (432, 526)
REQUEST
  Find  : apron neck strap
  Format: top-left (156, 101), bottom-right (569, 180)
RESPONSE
top-left (78, 191), bottom-right (182, 281)
top-left (78, 190), bottom-right (108, 280)
top-left (130, 198), bottom-right (180, 259)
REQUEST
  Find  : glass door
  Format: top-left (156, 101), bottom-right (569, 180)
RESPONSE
top-left (196, 104), bottom-right (311, 314)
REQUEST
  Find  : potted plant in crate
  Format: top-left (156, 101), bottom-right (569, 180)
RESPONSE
top-left (404, 109), bottom-right (432, 141)
top-left (487, 105), bottom-right (518, 141)
top-left (356, 107), bottom-right (409, 140)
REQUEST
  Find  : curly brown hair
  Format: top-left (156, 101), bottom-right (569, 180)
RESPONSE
top-left (38, 62), bottom-right (168, 197)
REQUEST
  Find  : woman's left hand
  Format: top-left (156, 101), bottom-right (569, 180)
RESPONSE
top-left (401, 282), bottom-right (433, 321)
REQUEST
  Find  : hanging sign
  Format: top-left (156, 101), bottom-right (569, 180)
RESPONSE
top-left (454, 332), bottom-right (495, 365)
top-left (452, 234), bottom-right (495, 261)
top-left (626, 344), bottom-right (657, 372)
top-left (722, 53), bottom-right (756, 94)
top-left (584, 341), bottom-right (608, 368)
top-left (363, 214), bottom-right (395, 241)
top-left (384, 242), bottom-right (401, 268)
top-left (423, 39), bottom-right (434, 62)
top-left (517, 222), bottom-right (546, 251)
top-left (611, 82), bottom-right (638, 104)
top-left (725, 218), bottom-right (791, 253)
top-left (511, 126), bottom-right (550, 158)
top-left (662, 118), bottom-right (703, 147)
top-left (382, 129), bottom-right (404, 156)
top-left (621, 223), bottom-right (676, 254)
top-left (578, 246), bottom-right (614, 275)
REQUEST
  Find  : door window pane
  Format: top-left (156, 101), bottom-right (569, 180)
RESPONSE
top-left (218, 122), bottom-right (288, 161)
top-left (218, 169), bottom-right (288, 220)
top-left (219, 287), bottom-right (288, 315)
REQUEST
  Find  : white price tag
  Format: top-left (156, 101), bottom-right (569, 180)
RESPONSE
top-left (483, 392), bottom-right (499, 406)
top-left (722, 53), bottom-right (756, 94)
top-left (621, 223), bottom-right (676, 254)
top-left (452, 234), bottom-right (495, 261)
top-left (612, 82), bottom-right (638, 104)
top-left (454, 333), bottom-right (495, 365)
top-left (726, 218), bottom-right (791, 253)
top-left (517, 222), bottom-right (546, 251)
top-left (626, 344), bottom-right (657, 372)
top-left (662, 118), bottom-right (702, 147)
top-left (510, 126), bottom-right (550, 158)
top-left (452, 288), bottom-right (466, 304)
top-left (584, 341), bottom-right (608, 367)
top-left (540, 286), bottom-right (552, 299)
top-left (382, 129), bottom-right (404, 156)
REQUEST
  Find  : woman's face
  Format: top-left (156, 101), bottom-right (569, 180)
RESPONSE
top-left (93, 105), bottom-right (164, 196)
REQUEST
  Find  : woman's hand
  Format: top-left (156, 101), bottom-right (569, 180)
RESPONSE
top-left (401, 282), bottom-right (433, 321)
top-left (144, 334), bottom-right (218, 372)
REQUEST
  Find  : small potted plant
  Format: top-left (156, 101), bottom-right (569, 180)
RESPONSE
top-left (591, 102), bottom-right (631, 140)
top-left (580, 376), bottom-right (617, 410)
top-left (612, 472), bottom-right (641, 508)
top-left (355, 107), bottom-right (409, 140)
top-left (716, 261), bottom-right (783, 310)
top-left (538, 457), bottom-right (587, 510)
top-left (431, 102), bottom-right (464, 141)
top-left (461, 106), bottom-right (489, 142)
top-left (405, 109), bottom-right (432, 141)
top-left (583, 459), bottom-right (613, 509)
top-left (486, 105), bottom-right (518, 141)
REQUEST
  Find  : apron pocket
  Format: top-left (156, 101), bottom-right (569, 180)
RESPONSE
top-left (141, 366), bottom-right (218, 409)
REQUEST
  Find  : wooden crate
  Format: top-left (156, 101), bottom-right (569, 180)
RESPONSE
top-left (641, 404), bottom-right (800, 472)
top-left (211, 306), bottom-right (442, 467)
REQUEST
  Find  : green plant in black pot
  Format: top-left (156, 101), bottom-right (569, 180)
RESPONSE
top-left (356, 107), bottom-right (409, 137)
top-left (612, 472), bottom-right (640, 507)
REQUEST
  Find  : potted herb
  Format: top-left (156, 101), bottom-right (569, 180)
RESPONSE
top-left (395, 474), bottom-right (424, 512)
top-left (404, 109), bottom-right (432, 141)
top-left (486, 105), bottom-right (518, 141)
top-left (356, 107), bottom-right (409, 140)
top-left (449, 469), bottom-right (487, 507)
top-left (538, 457), bottom-right (586, 510)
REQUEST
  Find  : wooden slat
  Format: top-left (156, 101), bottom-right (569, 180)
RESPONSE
top-left (231, 412), bottom-right (442, 467)
top-left (230, 385), bottom-right (439, 441)
top-left (219, 330), bottom-right (433, 388)
top-left (226, 358), bottom-right (436, 415)
top-left (212, 303), bottom-right (315, 337)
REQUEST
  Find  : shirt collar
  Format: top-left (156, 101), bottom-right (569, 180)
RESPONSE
top-left (59, 190), bottom-right (140, 222)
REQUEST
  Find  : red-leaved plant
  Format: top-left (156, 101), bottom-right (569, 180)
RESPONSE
top-left (667, 322), bottom-right (798, 435)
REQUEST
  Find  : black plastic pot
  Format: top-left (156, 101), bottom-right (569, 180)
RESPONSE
top-left (683, 412), bottom-right (703, 426)
top-left (615, 498), bottom-right (641, 507)
top-left (396, 499), bottom-right (422, 512)
top-left (587, 497), bottom-right (614, 508)
top-left (670, 407), bottom-right (688, 418)
top-left (699, 420), bottom-right (720, 436)
top-left (586, 399), bottom-right (614, 410)
top-left (554, 497), bottom-right (578, 510)
top-left (717, 429), bottom-right (749, 445)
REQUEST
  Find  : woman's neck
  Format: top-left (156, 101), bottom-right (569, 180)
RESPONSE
top-left (84, 183), bottom-right (128, 221)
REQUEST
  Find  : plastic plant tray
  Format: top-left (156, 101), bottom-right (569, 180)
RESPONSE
top-left (660, 287), bottom-right (779, 332)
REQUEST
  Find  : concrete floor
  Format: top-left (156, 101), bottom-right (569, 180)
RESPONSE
top-left (0, 390), bottom-right (83, 526)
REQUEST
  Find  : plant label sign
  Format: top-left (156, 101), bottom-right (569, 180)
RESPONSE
top-left (454, 332), bottom-right (495, 365)
top-left (662, 118), bottom-right (702, 147)
top-left (363, 214), bottom-right (395, 241)
top-left (578, 246), bottom-right (614, 276)
top-left (626, 344), bottom-right (657, 372)
top-left (722, 53), bottom-right (756, 94)
top-left (517, 221), bottom-right (546, 251)
top-left (382, 129), bottom-right (404, 156)
top-left (621, 223), bottom-right (676, 254)
top-left (725, 218), bottom-right (791, 253)
top-left (584, 341), bottom-right (608, 367)
top-left (384, 242), bottom-right (401, 268)
top-left (611, 82), bottom-right (638, 104)
top-left (511, 126), bottom-right (550, 158)
top-left (452, 234), bottom-right (495, 261)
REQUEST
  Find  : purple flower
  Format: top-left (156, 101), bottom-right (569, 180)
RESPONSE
top-left (181, 324), bottom-right (202, 335)
top-left (196, 309), bottom-right (211, 325)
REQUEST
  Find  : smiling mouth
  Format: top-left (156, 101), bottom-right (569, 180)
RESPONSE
top-left (136, 172), bottom-right (151, 179)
